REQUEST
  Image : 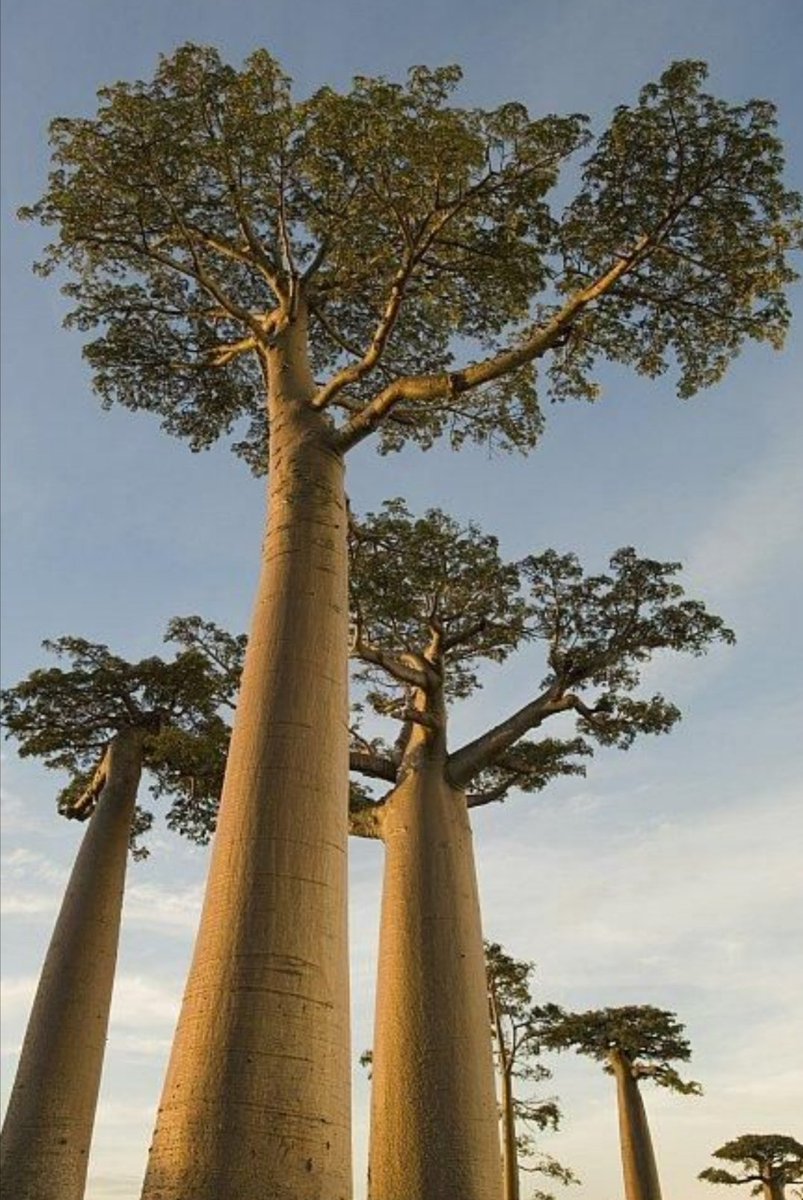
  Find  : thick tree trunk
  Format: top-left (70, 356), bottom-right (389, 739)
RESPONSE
top-left (763, 1180), bottom-right (785, 1200)
top-left (610, 1052), bottom-right (662, 1200)
top-left (141, 316), bottom-right (352, 1200)
top-left (368, 751), bottom-right (503, 1200)
top-left (0, 727), bottom-right (144, 1200)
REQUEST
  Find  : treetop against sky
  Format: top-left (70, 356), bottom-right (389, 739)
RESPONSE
top-left (21, 47), bottom-right (801, 472)
top-left (0, 617), bottom-right (243, 851)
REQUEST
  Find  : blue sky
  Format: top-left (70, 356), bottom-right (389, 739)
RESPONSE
top-left (1, 1), bottom-right (802, 1196)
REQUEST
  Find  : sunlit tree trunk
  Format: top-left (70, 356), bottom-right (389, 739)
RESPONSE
top-left (0, 727), bottom-right (144, 1200)
top-left (610, 1050), bottom-right (663, 1200)
top-left (368, 729), bottom-right (502, 1200)
top-left (490, 991), bottom-right (519, 1200)
top-left (142, 313), bottom-right (352, 1200)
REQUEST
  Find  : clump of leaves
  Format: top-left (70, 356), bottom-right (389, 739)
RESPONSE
top-left (1, 618), bottom-right (244, 854)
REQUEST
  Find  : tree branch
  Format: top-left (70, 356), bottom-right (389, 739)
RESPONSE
top-left (351, 629), bottom-right (429, 690)
top-left (311, 254), bottom-right (417, 410)
top-left (348, 795), bottom-right (386, 839)
top-left (349, 750), bottom-right (398, 783)
top-left (448, 687), bottom-right (580, 787)
top-left (334, 235), bottom-right (651, 451)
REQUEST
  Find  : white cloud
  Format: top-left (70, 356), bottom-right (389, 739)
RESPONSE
top-left (122, 881), bottom-right (203, 936)
top-left (685, 432), bottom-right (803, 601)
top-left (108, 975), bottom-right (181, 1029)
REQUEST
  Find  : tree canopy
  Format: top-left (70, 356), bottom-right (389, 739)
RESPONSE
top-left (535, 1004), bottom-right (702, 1094)
top-left (699, 1134), bottom-right (803, 1193)
top-left (347, 500), bottom-right (734, 829)
top-left (22, 47), bottom-right (801, 469)
top-left (0, 617), bottom-right (244, 850)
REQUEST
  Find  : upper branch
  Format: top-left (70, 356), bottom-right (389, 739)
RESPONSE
top-left (311, 254), bottom-right (417, 410)
top-left (334, 235), bottom-right (650, 451)
top-left (448, 687), bottom-right (591, 787)
top-left (351, 628), bottom-right (429, 690)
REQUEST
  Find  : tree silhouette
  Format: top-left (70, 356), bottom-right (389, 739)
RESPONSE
top-left (699, 1135), bottom-right (803, 1200)
top-left (536, 1004), bottom-right (701, 1200)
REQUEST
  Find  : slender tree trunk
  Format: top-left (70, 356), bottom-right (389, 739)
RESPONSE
top-left (368, 747), bottom-right (503, 1200)
top-left (142, 314), bottom-right (352, 1200)
top-left (610, 1051), bottom-right (662, 1200)
top-left (0, 727), bottom-right (144, 1200)
top-left (489, 982), bottom-right (519, 1200)
top-left (500, 1066), bottom-right (520, 1200)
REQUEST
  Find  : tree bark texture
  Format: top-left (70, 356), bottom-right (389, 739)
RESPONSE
top-left (368, 753), bottom-right (503, 1200)
top-left (0, 727), bottom-right (144, 1200)
top-left (610, 1052), bottom-right (663, 1200)
top-left (141, 320), bottom-right (352, 1200)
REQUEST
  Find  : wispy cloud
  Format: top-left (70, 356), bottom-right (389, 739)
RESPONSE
top-left (122, 882), bottom-right (203, 936)
top-left (108, 974), bottom-right (182, 1029)
top-left (685, 431), bottom-right (803, 601)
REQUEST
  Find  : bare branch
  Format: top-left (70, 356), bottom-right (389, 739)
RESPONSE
top-left (349, 750), bottom-right (398, 783)
top-left (348, 795), bottom-right (386, 840)
top-left (59, 746), bottom-right (110, 821)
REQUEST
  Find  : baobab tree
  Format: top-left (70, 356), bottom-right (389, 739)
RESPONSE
top-left (23, 45), bottom-right (800, 1198)
top-left (346, 501), bottom-right (728, 1198)
top-left (536, 1004), bottom-right (701, 1200)
top-left (485, 942), bottom-right (577, 1200)
top-left (699, 1135), bottom-right (803, 1200)
top-left (358, 939), bottom-right (576, 1200)
top-left (0, 620), bottom-right (239, 1200)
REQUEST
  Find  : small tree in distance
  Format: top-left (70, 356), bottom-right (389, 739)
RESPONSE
top-left (536, 1005), bottom-right (701, 1200)
top-left (485, 942), bottom-right (578, 1200)
top-left (699, 1135), bottom-right (803, 1200)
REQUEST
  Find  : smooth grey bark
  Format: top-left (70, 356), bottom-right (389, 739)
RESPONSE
top-left (610, 1050), bottom-right (663, 1200)
top-left (368, 729), bottom-right (503, 1200)
top-left (0, 727), bottom-right (144, 1200)
top-left (141, 315), bottom-right (352, 1200)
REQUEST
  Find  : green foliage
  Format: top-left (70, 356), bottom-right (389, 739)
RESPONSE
top-left (486, 942), bottom-right (579, 1196)
top-left (348, 501), bottom-right (734, 804)
top-left (350, 498), bottom-right (528, 699)
top-left (535, 1004), bottom-right (702, 1094)
top-left (523, 545), bottom-right (735, 748)
top-left (21, 48), bottom-right (800, 470)
top-left (469, 737), bottom-right (591, 802)
top-left (0, 617), bottom-right (243, 848)
top-left (555, 61), bottom-right (801, 401)
top-left (699, 1134), bottom-right (803, 1193)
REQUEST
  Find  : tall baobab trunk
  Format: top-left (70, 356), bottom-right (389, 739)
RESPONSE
top-left (142, 315), bottom-right (352, 1200)
top-left (0, 727), bottom-right (144, 1200)
top-left (610, 1050), bottom-right (663, 1200)
top-left (368, 734), bottom-right (502, 1200)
